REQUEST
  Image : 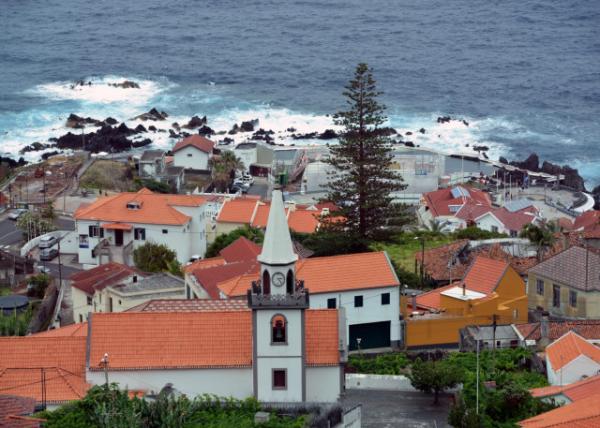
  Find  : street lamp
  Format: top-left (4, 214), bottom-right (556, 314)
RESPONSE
top-left (414, 236), bottom-right (425, 288)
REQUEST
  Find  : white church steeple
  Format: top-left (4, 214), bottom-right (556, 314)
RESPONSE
top-left (257, 189), bottom-right (298, 266)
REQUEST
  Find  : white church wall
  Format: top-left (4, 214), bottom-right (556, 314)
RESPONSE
top-left (306, 366), bottom-right (342, 402)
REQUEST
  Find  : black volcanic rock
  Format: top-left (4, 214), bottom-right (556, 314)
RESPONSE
top-left (198, 125), bottom-right (215, 136)
top-left (148, 125), bottom-right (157, 132)
top-left (104, 117), bottom-right (118, 125)
top-left (318, 129), bottom-right (338, 139)
top-left (510, 153), bottom-right (539, 171)
top-left (134, 124), bottom-right (147, 133)
top-left (133, 108), bottom-right (168, 121)
top-left (240, 119), bottom-right (258, 132)
top-left (541, 161), bottom-right (586, 191)
top-left (20, 142), bottom-right (52, 154)
top-left (66, 113), bottom-right (102, 128)
top-left (53, 123), bottom-right (148, 153)
top-left (109, 80), bottom-right (140, 89)
top-left (419, 128), bottom-right (426, 134)
top-left (499, 156), bottom-right (509, 164)
top-left (183, 115), bottom-right (207, 129)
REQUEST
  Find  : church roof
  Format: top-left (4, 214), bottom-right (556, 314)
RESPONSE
top-left (257, 190), bottom-right (298, 266)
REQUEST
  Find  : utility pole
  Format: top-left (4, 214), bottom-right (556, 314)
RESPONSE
top-left (100, 353), bottom-right (110, 386)
top-left (476, 339), bottom-right (480, 415)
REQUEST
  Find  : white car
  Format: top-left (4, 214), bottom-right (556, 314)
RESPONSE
top-left (8, 209), bottom-right (28, 221)
top-left (39, 235), bottom-right (58, 249)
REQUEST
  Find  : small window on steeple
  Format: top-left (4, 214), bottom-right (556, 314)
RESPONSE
top-left (271, 314), bottom-right (287, 344)
top-left (286, 270), bottom-right (294, 294)
top-left (262, 270), bottom-right (271, 295)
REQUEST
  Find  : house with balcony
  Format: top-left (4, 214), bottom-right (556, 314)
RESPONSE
top-left (73, 188), bottom-right (207, 268)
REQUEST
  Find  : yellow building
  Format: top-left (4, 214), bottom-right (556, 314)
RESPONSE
top-left (402, 256), bottom-right (528, 348)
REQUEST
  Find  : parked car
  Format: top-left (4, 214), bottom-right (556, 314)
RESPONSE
top-left (233, 179), bottom-right (251, 190)
top-left (39, 248), bottom-right (58, 261)
top-left (8, 209), bottom-right (28, 221)
top-left (230, 184), bottom-right (248, 194)
top-left (38, 235), bottom-right (58, 249)
top-left (35, 265), bottom-right (51, 274)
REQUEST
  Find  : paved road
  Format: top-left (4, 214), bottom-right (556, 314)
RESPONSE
top-left (342, 389), bottom-right (452, 428)
top-left (247, 177), bottom-right (269, 198)
top-left (0, 219), bottom-right (23, 248)
top-left (38, 260), bottom-right (82, 279)
top-left (54, 216), bottom-right (75, 231)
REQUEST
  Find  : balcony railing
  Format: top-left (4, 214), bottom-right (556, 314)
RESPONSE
top-left (247, 280), bottom-right (309, 309)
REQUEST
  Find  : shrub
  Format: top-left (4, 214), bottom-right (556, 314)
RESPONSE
top-left (133, 242), bottom-right (177, 273)
top-left (27, 273), bottom-right (50, 298)
top-left (453, 226), bottom-right (507, 240)
top-left (347, 353), bottom-right (410, 375)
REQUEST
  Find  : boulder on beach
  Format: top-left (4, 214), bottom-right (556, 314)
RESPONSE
top-left (19, 141), bottom-right (52, 154)
top-left (318, 129), bottom-right (338, 139)
top-left (132, 108), bottom-right (168, 121)
top-left (198, 125), bottom-right (215, 136)
top-left (240, 119), bottom-right (258, 132)
top-left (183, 115), bottom-right (207, 129)
top-left (104, 117), bottom-right (118, 125)
top-left (66, 113), bottom-right (102, 129)
top-left (53, 122), bottom-right (148, 154)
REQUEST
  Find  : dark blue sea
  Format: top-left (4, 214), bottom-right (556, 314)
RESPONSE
top-left (1, 0), bottom-right (599, 186)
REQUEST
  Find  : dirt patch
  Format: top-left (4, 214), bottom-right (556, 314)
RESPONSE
top-left (80, 159), bottom-right (134, 192)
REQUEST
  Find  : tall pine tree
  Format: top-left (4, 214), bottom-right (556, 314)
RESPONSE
top-left (324, 63), bottom-right (407, 241)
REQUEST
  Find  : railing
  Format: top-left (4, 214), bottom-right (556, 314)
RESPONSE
top-left (247, 280), bottom-right (310, 309)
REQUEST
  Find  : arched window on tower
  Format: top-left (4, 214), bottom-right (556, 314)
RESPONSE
top-left (262, 270), bottom-right (271, 295)
top-left (271, 314), bottom-right (287, 344)
top-left (286, 269), bottom-right (294, 294)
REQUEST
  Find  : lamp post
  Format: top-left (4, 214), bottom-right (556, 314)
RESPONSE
top-left (415, 236), bottom-right (425, 288)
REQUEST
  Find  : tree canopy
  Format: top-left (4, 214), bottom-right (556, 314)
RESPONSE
top-left (205, 226), bottom-right (264, 258)
top-left (324, 63), bottom-right (407, 241)
top-left (133, 242), bottom-right (178, 273)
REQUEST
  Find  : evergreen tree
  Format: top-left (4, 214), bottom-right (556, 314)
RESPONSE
top-left (324, 63), bottom-right (407, 241)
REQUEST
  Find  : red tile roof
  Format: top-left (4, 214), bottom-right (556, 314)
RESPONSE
top-left (573, 210), bottom-right (600, 231)
top-left (219, 236), bottom-right (261, 263)
top-left (0, 395), bottom-right (38, 428)
top-left (30, 323), bottom-right (88, 337)
top-left (183, 257), bottom-right (226, 274)
top-left (287, 210), bottom-right (321, 234)
top-left (530, 374), bottom-right (600, 402)
top-left (414, 283), bottom-right (457, 310)
top-left (414, 240), bottom-right (470, 282)
top-left (172, 135), bottom-right (215, 154)
top-left (515, 320), bottom-right (600, 342)
top-left (519, 393), bottom-right (600, 427)
top-left (126, 299), bottom-right (249, 313)
top-left (74, 189), bottom-right (205, 226)
top-left (218, 251), bottom-right (399, 297)
top-left (0, 337), bottom-right (88, 404)
top-left (70, 262), bottom-right (146, 295)
top-left (88, 311), bottom-right (339, 370)
top-left (546, 331), bottom-right (600, 371)
top-left (193, 260), bottom-right (259, 299)
top-left (423, 186), bottom-right (492, 217)
top-left (486, 207), bottom-right (538, 232)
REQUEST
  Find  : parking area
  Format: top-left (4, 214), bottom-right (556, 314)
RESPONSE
top-left (342, 389), bottom-right (452, 428)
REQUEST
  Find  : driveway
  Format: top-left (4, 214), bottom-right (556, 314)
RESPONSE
top-left (342, 389), bottom-right (452, 428)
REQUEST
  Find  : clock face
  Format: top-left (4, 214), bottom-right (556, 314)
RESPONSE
top-left (272, 272), bottom-right (285, 287)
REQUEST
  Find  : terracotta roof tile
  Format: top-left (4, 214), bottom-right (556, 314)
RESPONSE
top-left (415, 240), bottom-right (470, 282)
top-left (183, 257), bottom-right (226, 274)
top-left (573, 210), bottom-right (600, 231)
top-left (462, 256), bottom-right (508, 295)
top-left (193, 260), bottom-right (259, 299)
top-left (515, 320), bottom-right (600, 342)
top-left (423, 186), bottom-right (492, 217)
top-left (74, 189), bottom-right (205, 226)
top-left (216, 199), bottom-right (258, 224)
top-left (219, 236), bottom-right (262, 263)
top-left (172, 135), bottom-right (215, 154)
top-left (125, 299), bottom-right (249, 313)
top-left (530, 374), bottom-right (600, 402)
top-left (486, 207), bottom-right (538, 232)
top-left (0, 395), bottom-right (38, 428)
top-left (30, 323), bottom-right (88, 337)
top-left (70, 262), bottom-right (146, 295)
top-left (287, 210), bottom-right (320, 234)
top-left (218, 251), bottom-right (399, 297)
top-left (0, 337), bottom-right (88, 404)
top-left (546, 331), bottom-right (600, 371)
top-left (250, 204), bottom-right (273, 229)
top-left (89, 311), bottom-right (339, 370)
top-left (529, 246), bottom-right (600, 292)
top-left (519, 393), bottom-right (600, 427)
top-left (414, 283), bottom-right (458, 310)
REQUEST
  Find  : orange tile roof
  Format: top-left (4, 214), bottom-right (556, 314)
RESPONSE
top-left (0, 337), bottom-right (88, 404)
top-left (88, 311), bottom-right (339, 370)
top-left (193, 260), bottom-right (259, 299)
top-left (218, 251), bottom-right (399, 297)
top-left (250, 203), bottom-right (272, 228)
top-left (519, 393), bottom-right (600, 427)
top-left (423, 186), bottom-right (492, 217)
top-left (287, 210), bottom-right (320, 234)
top-left (30, 323), bottom-right (88, 337)
top-left (514, 320), bottom-right (600, 342)
top-left (125, 299), bottom-right (249, 313)
top-left (530, 374), bottom-right (600, 402)
top-left (414, 283), bottom-right (458, 310)
top-left (74, 189), bottom-right (205, 226)
top-left (0, 395), bottom-right (38, 428)
top-left (172, 135), bottom-right (215, 154)
top-left (546, 331), bottom-right (600, 371)
top-left (573, 210), bottom-right (600, 231)
top-left (216, 198), bottom-right (258, 223)
top-left (462, 256), bottom-right (509, 295)
top-left (183, 256), bottom-right (226, 274)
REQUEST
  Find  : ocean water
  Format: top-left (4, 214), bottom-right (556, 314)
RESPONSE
top-left (1, 0), bottom-right (599, 186)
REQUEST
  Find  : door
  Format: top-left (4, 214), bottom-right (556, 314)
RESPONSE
top-left (115, 230), bottom-right (123, 246)
top-left (349, 321), bottom-right (391, 351)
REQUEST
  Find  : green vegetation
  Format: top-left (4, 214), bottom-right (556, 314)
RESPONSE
top-left (38, 385), bottom-right (306, 428)
top-left (293, 229), bottom-right (370, 257)
top-left (0, 306), bottom-right (32, 336)
top-left (80, 160), bottom-right (133, 192)
top-left (323, 63), bottom-right (408, 241)
top-left (210, 151), bottom-right (245, 192)
top-left (27, 273), bottom-right (50, 299)
top-left (205, 226), bottom-right (264, 258)
top-left (16, 211), bottom-right (56, 241)
top-left (348, 352), bottom-right (410, 375)
top-left (454, 226), bottom-right (508, 240)
top-left (520, 223), bottom-right (557, 260)
top-left (133, 177), bottom-right (172, 193)
top-left (409, 358), bottom-right (464, 404)
top-left (133, 242), bottom-right (178, 273)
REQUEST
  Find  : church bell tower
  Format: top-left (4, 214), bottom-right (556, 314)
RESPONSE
top-left (248, 189), bottom-right (309, 402)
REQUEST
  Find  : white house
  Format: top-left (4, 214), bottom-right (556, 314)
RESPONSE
top-left (217, 248), bottom-right (401, 350)
top-left (172, 135), bottom-right (215, 170)
top-left (545, 331), bottom-right (600, 385)
top-left (74, 188), bottom-right (207, 268)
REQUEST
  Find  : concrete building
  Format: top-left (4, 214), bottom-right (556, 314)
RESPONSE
top-left (74, 189), bottom-right (208, 268)
top-left (528, 246), bottom-right (600, 318)
top-left (172, 135), bottom-right (215, 171)
top-left (139, 149), bottom-right (186, 192)
top-left (545, 331), bottom-right (600, 385)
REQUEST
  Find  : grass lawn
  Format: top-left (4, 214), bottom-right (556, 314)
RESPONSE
top-left (371, 235), bottom-right (455, 272)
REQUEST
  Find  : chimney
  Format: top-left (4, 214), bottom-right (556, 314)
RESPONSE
top-left (411, 293), bottom-right (417, 311)
top-left (462, 282), bottom-right (466, 296)
top-left (539, 311), bottom-right (550, 350)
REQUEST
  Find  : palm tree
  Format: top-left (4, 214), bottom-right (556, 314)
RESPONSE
top-left (210, 151), bottom-right (245, 192)
top-left (425, 219), bottom-right (445, 235)
top-left (520, 222), bottom-right (556, 260)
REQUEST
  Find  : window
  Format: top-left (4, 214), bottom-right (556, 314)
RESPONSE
top-left (491, 225), bottom-right (499, 233)
top-left (354, 295), bottom-right (363, 307)
top-left (88, 225), bottom-right (104, 238)
top-left (536, 279), bottom-right (544, 296)
top-left (186, 285), bottom-right (191, 299)
top-left (327, 298), bottom-right (336, 309)
top-left (109, 298), bottom-right (113, 313)
top-left (79, 235), bottom-right (89, 248)
top-left (162, 229), bottom-right (168, 234)
top-left (134, 228), bottom-right (146, 241)
top-left (126, 202), bottom-right (141, 210)
top-left (569, 290), bottom-right (577, 308)
top-left (271, 314), bottom-right (287, 344)
top-left (86, 296), bottom-right (92, 306)
top-left (79, 314), bottom-right (83, 323)
top-left (262, 270), bottom-right (270, 295)
top-left (272, 369), bottom-right (287, 390)
top-left (187, 153), bottom-right (193, 157)
top-left (286, 270), bottom-right (294, 294)
top-left (513, 309), bottom-right (519, 319)
top-left (553, 284), bottom-right (560, 308)
top-left (381, 293), bottom-right (390, 305)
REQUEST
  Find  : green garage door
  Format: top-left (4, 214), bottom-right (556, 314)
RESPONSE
top-left (349, 321), bottom-right (391, 351)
